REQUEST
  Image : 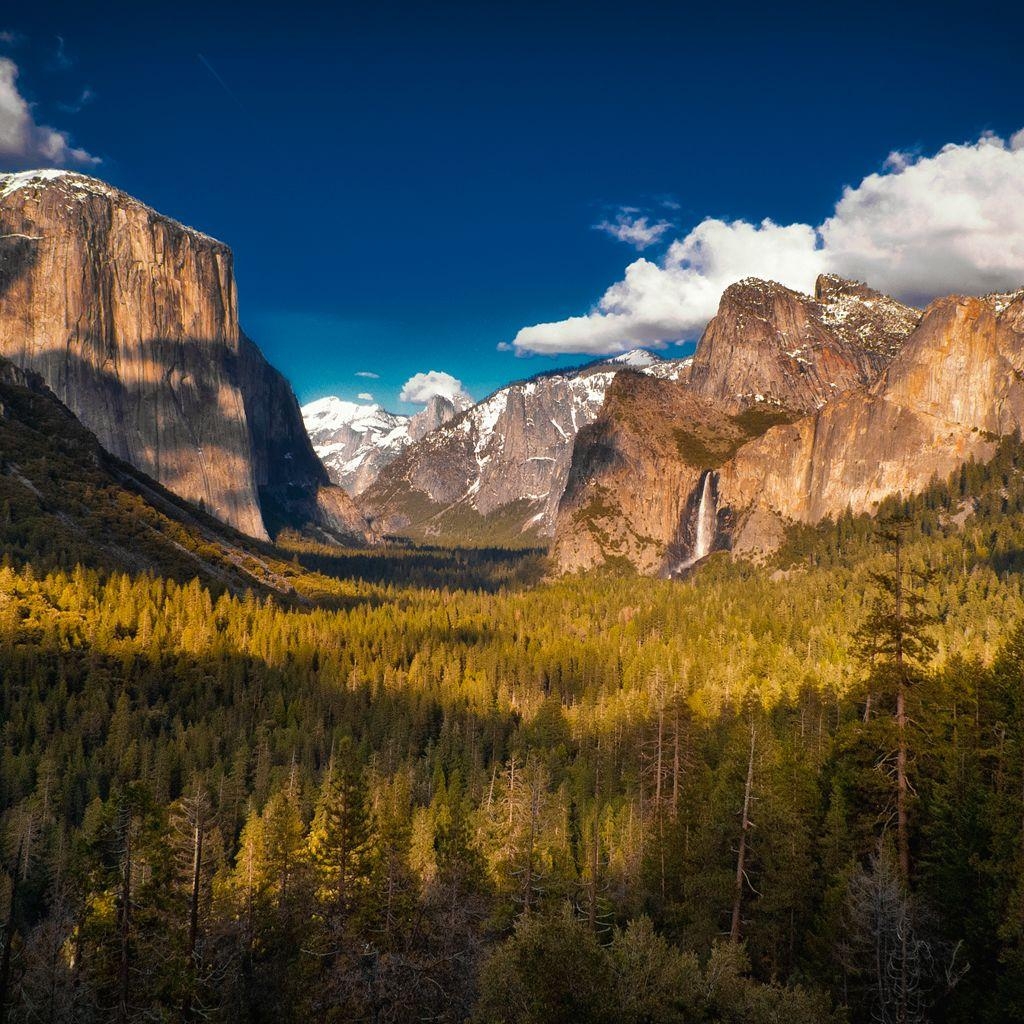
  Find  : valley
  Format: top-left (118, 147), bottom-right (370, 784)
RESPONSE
top-left (2, 165), bottom-right (1024, 1024)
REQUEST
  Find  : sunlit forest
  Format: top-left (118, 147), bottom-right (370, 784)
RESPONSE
top-left (5, 439), bottom-right (1024, 1023)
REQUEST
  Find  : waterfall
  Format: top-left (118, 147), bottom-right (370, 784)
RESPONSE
top-left (678, 471), bottom-right (717, 571)
top-left (693, 471), bottom-right (716, 561)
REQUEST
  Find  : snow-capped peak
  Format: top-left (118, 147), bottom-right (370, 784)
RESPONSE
top-left (0, 169), bottom-right (75, 199)
top-left (302, 394), bottom-right (466, 496)
top-left (0, 169), bottom-right (226, 247)
top-left (301, 396), bottom-right (402, 436)
top-left (605, 348), bottom-right (662, 368)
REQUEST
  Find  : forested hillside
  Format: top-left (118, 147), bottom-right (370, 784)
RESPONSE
top-left (4, 438), bottom-right (1024, 1022)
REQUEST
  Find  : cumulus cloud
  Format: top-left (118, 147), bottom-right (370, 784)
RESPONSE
top-left (595, 211), bottom-right (674, 250)
top-left (355, 370), bottom-right (380, 379)
top-left (399, 370), bottom-right (471, 406)
top-left (0, 57), bottom-right (99, 168)
top-left (512, 128), bottom-right (1024, 356)
top-left (357, 392), bottom-right (374, 401)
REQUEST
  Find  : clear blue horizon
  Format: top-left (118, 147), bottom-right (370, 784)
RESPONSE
top-left (2, 0), bottom-right (1022, 412)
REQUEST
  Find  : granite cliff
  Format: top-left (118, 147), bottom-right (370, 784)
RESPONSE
top-left (688, 275), bottom-right (919, 414)
top-left (552, 276), bottom-right (921, 574)
top-left (0, 169), bottom-right (365, 542)
top-left (718, 289), bottom-right (1024, 553)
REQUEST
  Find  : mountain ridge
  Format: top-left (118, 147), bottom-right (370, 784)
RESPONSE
top-left (355, 350), bottom-right (691, 543)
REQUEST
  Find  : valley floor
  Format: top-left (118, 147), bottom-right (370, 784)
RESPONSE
top-left (4, 440), bottom-right (1024, 1022)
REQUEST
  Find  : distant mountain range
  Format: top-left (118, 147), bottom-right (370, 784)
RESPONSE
top-left (342, 350), bottom-right (689, 544)
top-left (303, 393), bottom-right (470, 495)
top-left (2, 168), bottom-right (1022, 578)
top-left (302, 349), bottom-right (684, 500)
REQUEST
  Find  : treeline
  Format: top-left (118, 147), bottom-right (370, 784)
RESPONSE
top-left (4, 442), bottom-right (1024, 1020)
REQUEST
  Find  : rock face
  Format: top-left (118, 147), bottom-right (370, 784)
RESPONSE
top-left (717, 290), bottom-right (1024, 551)
top-left (410, 394), bottom-right (462, 441)
top-left (556, 373), bottom-right (736, 573)
top-left (688, 275), bottom-right (920, 414)
top-left (0, 169), bottom-right (364, 542)
top-left (359, 352), bottom-right (690, 543)
top-left (552, 277), bottom-right (920, 574)
top-left (0, 354), bottom-right (327, 594)
top-left (303, 393), bottom-right (465, 495)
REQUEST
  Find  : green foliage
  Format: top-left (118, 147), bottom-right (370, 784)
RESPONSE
top-left (5, 434), bottom-right (1024, 1019)
top-left (475, 911), bottom-right (842, 1024)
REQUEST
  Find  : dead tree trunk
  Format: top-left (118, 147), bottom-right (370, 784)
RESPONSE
top-left (184, 809), bottom-right (204, 1020)
top-left (730, 720), bottom-right (756, 944)
top-left (0, 855), bottom-right (19, 1024)
top-left (118, 820), bottom-right (132, 1024)
top-left (893, 536), bottom-right (910, 886)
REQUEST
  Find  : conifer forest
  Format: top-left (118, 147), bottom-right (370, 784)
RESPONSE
top-left (5, 437), bottom-right (1024, 1023)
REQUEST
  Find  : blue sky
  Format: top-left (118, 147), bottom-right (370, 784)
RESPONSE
top-left (1, 0), bottom-right (1022, 412)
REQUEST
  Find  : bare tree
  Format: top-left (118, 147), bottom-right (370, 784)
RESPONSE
top-left (840, 841), bottom-right (966, 1024)
top-left (730, 717), bottom-right (757, 944)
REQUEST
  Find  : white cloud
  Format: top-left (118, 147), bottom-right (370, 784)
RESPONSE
top-left (53, 37), bottom-right (72, 71)
top-left (58, 86), bottom-right (95, 114)
top-left (595, 211), bottom-right (673, 250)
top-left (819, 132), bottom-right (1024, 303)
top-left (0, 57), bottom-right (98, 169)
top-left (357, 392), bottom-right (374, 401)
top-left (355, 370), bottom-right (380, 379)
top-left (399, 370), bottom-right (471, 406)
top-left (515, 219), bottom-right (824, 356)
top-left (512, 127), bottom-right (1024, 356)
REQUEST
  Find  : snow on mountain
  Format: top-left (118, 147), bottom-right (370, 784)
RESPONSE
top-left (302, 398), bottom-right (412, 495)
top-left (606, 348), bottom-right (662, 367)
top-left (306, 351), bottom-right (694, 509)
top-left (303, 394), bottom-right (467, 495)
top-left (357, 347), bottom-right (691, 541)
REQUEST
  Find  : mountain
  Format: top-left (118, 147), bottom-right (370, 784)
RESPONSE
top-left (357, 351), bottom-right (690, 544)
top-left (553, 371), bottom-right (786, 574)
top-left (552, 277), bottom-right (921, 574)
top-left (688, 274), bottom-right (920, 414)
top-left (0, 169), bottom-right (366, 544)
top-left (303, 393), bottom-right (465, 495)
top-left (718, 288), bottom-right (1024, 554)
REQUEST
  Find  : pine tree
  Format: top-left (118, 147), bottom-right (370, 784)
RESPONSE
top-left (307, 740), bottom-right (372, 922)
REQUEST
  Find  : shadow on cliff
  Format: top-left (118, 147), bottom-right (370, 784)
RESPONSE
top-left (558, 417), bottom-right (627, 510)
top-left (11, 339), bottom-right (343, 540)
top-left (0, 353), bottom-right (539, 603)
top-left (0, 229), bottom-right (39, 302)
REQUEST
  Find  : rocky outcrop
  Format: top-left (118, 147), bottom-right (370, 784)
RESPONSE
top-left (552, 372), bottom-right (793, 574)
top-left (717, 290), bottom-right (1024, 551)
top-left (555, 374), bottom-right (716, 573)
top-left (0, 169), bottom-right (365, 543)
top-left (687, 276), bottom-right (919, 414)
top-left (551, 277), bottom-right (917, 574)
top-left (410, 394), bottom-right (461, 441)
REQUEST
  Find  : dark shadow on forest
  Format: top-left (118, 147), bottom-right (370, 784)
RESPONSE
top-left (286, 542), bottom-right (548, 594)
